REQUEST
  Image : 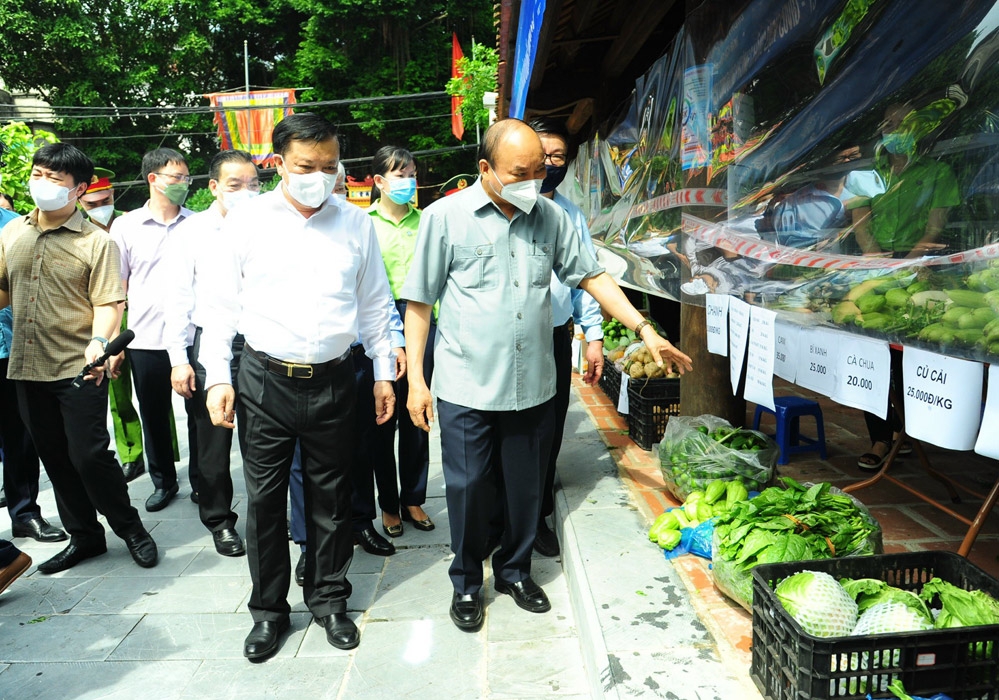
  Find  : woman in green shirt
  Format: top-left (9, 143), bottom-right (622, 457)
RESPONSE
top-left (367, 146), bottom-right (436, 536)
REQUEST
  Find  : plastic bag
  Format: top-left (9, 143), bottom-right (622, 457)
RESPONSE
top-left (710, 484), bottom-right (883, 612)
top-left (661, 516), bottom-right (715, 561)
top-left (658, 414), bottom-right (778, 501)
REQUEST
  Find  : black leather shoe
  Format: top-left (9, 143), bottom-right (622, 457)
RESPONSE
top-left (121, 458), bottom-right (145, 483)
top-left (295, 552), bottom-right (305, 586)
top-left (145, 483), bottom-right (179, 512)
top-left (449, 592), bottom-right (483, 630)
top-left (244, 618), bottom-right (289, 660)
top-left (353, 527), bottom-right (395, 556)
top-left (12, 516), bottom-right (69, 543)
top-left (37, 541), bottom-right (107, 574)
top-left (495, 577), bottom-right (551, 613)
top-left (401, 507), bottom-right (435, 531)
top-left (315, 613), bottom-right (359, 650)
top-left (123, 530), bottom-right (158, 568)
top-left (212, 528), bottom-right (245, 557)
top-left (190, 491), bottom-right (199, 504)
top-left (533, 520), bottom-right (560, 557)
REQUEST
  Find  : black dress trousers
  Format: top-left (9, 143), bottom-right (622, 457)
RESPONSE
top-left (128, 349), bottom-right (178, 491)
top-left (15, 378), bottom-right (144, 545)
top-left (436, 397), bottom-right (555, 595)
top-left (237, 346), bottom-right (356, 623)
top-left (0, 357), bottom-right (43, 523)
top-left (185, 327), bottom-right (239, 532)
top-left (541, 320), bottom-right (573, 520)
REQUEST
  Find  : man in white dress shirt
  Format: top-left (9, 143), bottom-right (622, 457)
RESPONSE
top-left (110, 148), bottom-right (193, 512)
top-left (202, 113), bottom-right (397, 660)
top-left (165, 150), bottom-right (259, 558)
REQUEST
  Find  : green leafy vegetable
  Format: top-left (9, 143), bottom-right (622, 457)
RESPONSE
top-left (775, 571), bottom-right (858, 637)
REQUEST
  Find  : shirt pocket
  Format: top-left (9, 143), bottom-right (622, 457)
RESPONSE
top-left (529, 241), bottom-right (553, 288)
top-left (452, 244), bottom-right (497, 290)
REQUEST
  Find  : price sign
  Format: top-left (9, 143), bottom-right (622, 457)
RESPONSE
top-left (744, 306), bottom-right (776, 411)
top-left (903, 346), bottom-right (983, 451)
top-left (774, 320), bottom-right (798, 382)
top-left (617, 374), bottom-right (630, 415)
top-left (795, 328), bottom-right (838, 397)
top-left (705, 294), bottom-right (729, 356)
top-left (975, 365), bottom-right (999, 460)
top-left (728, 297), bottom-right (751, 394)
top-left (831, 334), bottom-right (890, 417)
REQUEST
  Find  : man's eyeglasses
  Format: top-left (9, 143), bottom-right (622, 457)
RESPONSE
top-left (544, 153), bottom-right (567, 167)
top-left (156, 172), bottom-right (193, 184)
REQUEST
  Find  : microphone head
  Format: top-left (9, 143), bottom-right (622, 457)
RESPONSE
top-left (105, 329), bottom-right (136, 356)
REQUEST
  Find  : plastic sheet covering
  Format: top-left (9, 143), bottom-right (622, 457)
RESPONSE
top-left (562, 0), bottom-right (999, 362)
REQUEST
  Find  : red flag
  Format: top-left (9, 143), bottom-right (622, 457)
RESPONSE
top-left (451, 33), bottom-right (465, 141)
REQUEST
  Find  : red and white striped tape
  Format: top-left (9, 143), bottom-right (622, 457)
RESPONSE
top-left (682, 214), bottom-right (999, 269)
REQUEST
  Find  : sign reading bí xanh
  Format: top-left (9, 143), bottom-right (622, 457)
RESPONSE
top-left (795, 327), bottom-right (838, 398)
top-left (831, 334), bottom-right (890, 419)
top-left (903, 346), bottom-right (984, 451)
top-left (744, 306), bottom-right (776, 411)
top-left (705, 293), bottom-right (730, 356)
top-left (728, 297), bottom-right (751, 395)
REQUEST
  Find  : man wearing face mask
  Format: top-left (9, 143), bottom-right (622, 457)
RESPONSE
top-left (202, 113), bottom-right (397, 659)
top-left (110, 148), bottom-right (193, 513)
top-left (528, 118), bottom-right (604, 558)
top-left (164, 150), bottom-right (259, 557)
top-left (79, 169), bottom-right (147, 485)
top-left (0, 142), bottom-right (158, 573)
top-left (402, 119), bottom-right (692, 631)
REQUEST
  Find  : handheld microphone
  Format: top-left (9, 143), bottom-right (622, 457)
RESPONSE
top-left (72, 330), bottom-right (135, 388)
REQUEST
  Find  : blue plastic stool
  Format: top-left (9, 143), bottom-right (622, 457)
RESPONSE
top-left (752, 397), bottom-right (827, 465)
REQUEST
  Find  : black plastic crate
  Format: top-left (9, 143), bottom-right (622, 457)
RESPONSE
top-left (599, 361), bottom-right (622, 408)
top-left (751, 552), bottom-right (999, 700)
top-left (625, 377), bottom-right (680, 450)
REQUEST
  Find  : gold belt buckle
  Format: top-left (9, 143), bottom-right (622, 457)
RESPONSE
top-left (286, 362), bottom-right (313, 378)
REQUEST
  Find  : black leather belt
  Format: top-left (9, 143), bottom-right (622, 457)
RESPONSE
top-left (245, 343), bottom-right (349, 379)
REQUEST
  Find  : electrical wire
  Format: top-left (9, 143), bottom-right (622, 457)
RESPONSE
top-left (62, 113), bottom-right (456, 141)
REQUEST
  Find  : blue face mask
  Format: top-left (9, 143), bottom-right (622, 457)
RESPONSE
top-left (385, 177), bottom-right (417, 205)
top-left (540, 165), bottom-right (567, 194)
top-left (882, 131), bottom-right (915, 156)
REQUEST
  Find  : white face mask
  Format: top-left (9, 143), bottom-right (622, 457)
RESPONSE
top-left (282, 169), bottom-right (336, 209)
top-left (29, 178), bottom-right (76, 212)
top-left (87, 204), bottom-right (115, 226)
top-left (220, 188), bottom-right (258, 212)
top-left (489, 170), bottom-right (542, 214)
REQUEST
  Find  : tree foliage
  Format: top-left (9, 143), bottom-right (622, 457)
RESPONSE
top-left (446, 42), bottom-right (499, 136)
top-left (0, 0), bottom-right (493, 209)
top-left (0, 122), bottom-right (58, 213)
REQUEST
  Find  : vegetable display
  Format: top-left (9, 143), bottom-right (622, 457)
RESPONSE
top-left (658, 414), bottom-right (777, 501)
top-left (647, 480), bottom-right (751, 552)
top-left (770, 569), bottom-right (999, 697)
top-left (711, 478), bottom-right (882, 610)
top-left (820, 262), bottom-right (999, 357)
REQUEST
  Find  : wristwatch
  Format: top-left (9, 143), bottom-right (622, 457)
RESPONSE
top-left (90, 336), bottom-right (109, 351)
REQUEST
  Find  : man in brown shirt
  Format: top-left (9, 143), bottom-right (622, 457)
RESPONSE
top-left (0, 143), bottom-right (158, 573)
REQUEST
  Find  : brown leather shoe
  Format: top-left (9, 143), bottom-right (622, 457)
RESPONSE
top-left (0, 551), bottom-right (31, 595)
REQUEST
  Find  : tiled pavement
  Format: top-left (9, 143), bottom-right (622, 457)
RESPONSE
top-left (3, 376), bottom-right (998, 700)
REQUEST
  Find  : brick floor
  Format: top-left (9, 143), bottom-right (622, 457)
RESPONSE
top-left (572, 373), bottom-right (999, 671)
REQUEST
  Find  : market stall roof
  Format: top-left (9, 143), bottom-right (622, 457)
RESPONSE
top-left (497, 0), bottom-right (684, 138)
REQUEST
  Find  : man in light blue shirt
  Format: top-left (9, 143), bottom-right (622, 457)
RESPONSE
top-left (401, 119), bottom-right (691, 631)
top-left (531, 118), bottom-right (604, 557)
